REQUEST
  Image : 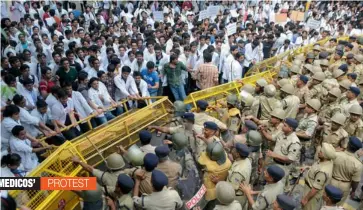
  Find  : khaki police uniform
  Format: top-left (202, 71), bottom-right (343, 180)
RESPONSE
top-left (303, 160), bottom-right (334, 210)
top-left (156, 160), bottom-right (182, 189)
top-left (259, 96), bottom-right (283, 120)
top-left (195, 135), bottom-right (221, 160)
top-left (169, 124), bottom-right (204, 157)
top-left (133, 187), bottom-right (183, 209)
top-left (341, 98), bottom-right (360, 117)
top-left (282, 95), bottom-right (300, 118)
top-left (331, 151), bottom-right (363, 205)
top-left (328, 60), bottom-right (344, 72)
top-left (318, 102), bottom-right (343, 124)
top-left (295, 85), bottom-right (310, 105)
top-left (198, 152), bottom-right (232, 201)
top-left (324, 70), bottom-right (333, 79)
top-left (92, 168), bottom-right (125, 188)
top-left (322, 126), bottom-right (349, 149)
top-left (354, 63), bottom-right (363, 84)
top-left (124, 168), bottom-right (154, 195)
top-left (252, 181), bottom-right (284, 210)
top-left (260, 120), bottom-right (283, 151)
top-left (322, 78), bottom-right (340, 91)
top-left (227, 158), bottom-right (251, 208)
top-left (114, 194), bottom-right (134, 210)
top-left (194, 112), bottom-right (227, 130)
top-left (306, 84), bottom-right (328, 100)
top-left (344, 118), bottom-right (363, 140)
top-left (214, 200), bottom-right (242, 210)
top-left (270, 132), bottom-right (301, 190)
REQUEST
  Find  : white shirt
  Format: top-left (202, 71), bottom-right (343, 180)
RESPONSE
top-left (88, 83), bottom-right (113, 110)
top-left (51, 99), bottom-right (75, 124)
top-left (1, 117), bottom-right (21, 152)
top-left (244, 42), bottom-right (264, 67)
top-left (45, 94), bottom-right (58, 110)
top-left (135, 79), bottom-right (150, 97)
top-left (224, 59), bottom-right (243, 82)
top-left (31, 108), bottom-right (53, 125)
top-left (130, 60), bottom-right (147, 73)
top-left (143, 49), bottom-right (156, 63)
top-left (71, 91), bottom-right (94, 119)
top-left (114, 75), bottom-right (138, 100)
top-left (19, 106), bottom-right (41, 137)
top-left (9, 136), bottom-right (38, 172)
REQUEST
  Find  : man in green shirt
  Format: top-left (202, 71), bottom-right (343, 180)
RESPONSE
top-left (162, 54), bottom-right (191, 102)
top-left (56, 58), bottom-right (78, 86)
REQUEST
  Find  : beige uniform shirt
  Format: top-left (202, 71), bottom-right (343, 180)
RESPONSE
top-left (124, 168), bottom-right (153, 195)
top-left (322, 78), bottom-right (340, 91)
top-left (307, 83), bottom-right (328, 100)
top-left (115, 194), bottom-right (134, 210)
top-left (322, 126), bottom-right (349, 149)
top-left (295, 85), bottom-right (309, 105)
top-left (169, 124), bottom-right (203, 155)
top-left (282, 95), bottom-right (300, 118)
top-left (354, 64), bottom-right (363, 84)
top-left (92, 169), bottom-right (124, 187)
top-left (140, 144), bottom-right (156, 154)
top-left (133, 187), bottom-right (183, 209)
top-left (332, 151), bottom-right (363, 182)
top-left (344, 118), bottom-right (363, 141)
top-left (194, 112), bottom-right (227, 130)
top-left (227, 158), bottom-right (252, 196)
top-left (296, 114), bottom-right (319, 138)
top-left (318, 101), bottom-right (343, 124)
top-left (156, 160), bottom-right (182, 189)
top-left (341, 98), bottom-right (360, 116)
top-left (259, 96), bottom-right (283, 120)
top-left (273, 132), bottom-right (301, 163)
top-left (305, 160), bottom-right (334, 190)
top-left (252, 181), bottom-right (284, 210)
top-left (328, 60), bottom-right (344, 72)
top-left (260, 120), bottom-right (283, 151)
top-left (214, 200), bottom-right (242, 210)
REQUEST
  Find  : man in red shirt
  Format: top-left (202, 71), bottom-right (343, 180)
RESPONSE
top-left (39, 67), bottom-right (56, 99)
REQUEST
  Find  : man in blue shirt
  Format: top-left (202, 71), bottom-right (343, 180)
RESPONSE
top-left (141, 61), bottom-right (159, 99)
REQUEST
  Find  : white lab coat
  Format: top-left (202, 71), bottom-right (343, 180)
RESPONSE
top-left (143, 49), bottom-right (156, 63)
top-left (224, 59), bottom-right (243, 82)
top-left (9, 136), bottom-right (39, 172)
top-left (45, 94), bottom-right (58, 110)
top-left (1, 117), bottom-right (21, 153)
top-left (17, 86), bottom-right (39, 109)
top-left (221, 54), bottom-right (234, 80)
top-left (19, 106), bottom-right (41, 137)
top-left (71, 91), bottom-right (94, 119)
top-left (244, 42), bottom-right (264, 68)
top-left (130, 60), bottom-right (147, 73)
top-left (114, 75), bottom-right (138, 100)
top-left (51, 98), bottom-right (74, 124)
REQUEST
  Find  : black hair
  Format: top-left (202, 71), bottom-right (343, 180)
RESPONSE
top-left (36, 99), bottom-right (48, 108)
top-left (23, 78), bottom-right (34, 85)
top-left (133, 71), bottom-right (141, 77)
top-left (78, 71), bottom-right (88, 82)
top-left (3, 105), bottom-right (20, 117)
top-left (107, 64), bottom-right (116, 73)
top-left (122, 66), bottom-right (132, 73)
top-left (97, 70), bottom-right (106, 78)
top-left (4, 74), bottom-right (15, 86)
top-left (88, 77), bottom-right (99, 88)
top-left (146, 61), bottom-right (155, 69)
top-left (1, 153), bottom-right (21, 167)
top-left (41, 67), bottom-right (51, 75)
top-left (203, 52), bottom-right (212, 63)
top-left (11, 125), bottom-right (25, 136)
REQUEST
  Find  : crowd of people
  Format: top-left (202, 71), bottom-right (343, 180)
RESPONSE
top-left (1, 0), bottom-right (363, 210)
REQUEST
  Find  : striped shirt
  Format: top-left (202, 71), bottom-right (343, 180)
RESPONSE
top-left (191, 63), bottom-right (219, 90)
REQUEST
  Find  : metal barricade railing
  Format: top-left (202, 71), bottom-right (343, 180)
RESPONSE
top-left (9, 97), bottom-right (174, 209)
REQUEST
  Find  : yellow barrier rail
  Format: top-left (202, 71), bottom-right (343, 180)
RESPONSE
top-left (9, 97), bottom-right (174, 209)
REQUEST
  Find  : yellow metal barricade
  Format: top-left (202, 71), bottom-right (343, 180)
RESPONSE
top-left (10, 97), bottom-right (174, 209)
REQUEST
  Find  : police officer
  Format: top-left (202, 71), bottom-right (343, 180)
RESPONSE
top-left (341, 86), bottom-right (360, 116)
top-left (266, 118), bottom-right (301, 191)
top-left (321, 113), bottom-right (348, 151)
top-left (258, 84), bottom-right (282, 120)
top-left (295, 75), bottom-right (310, 111)
top-left (133, 170), bottom-right (183, 209)
top-left (255, 78), bottom-right (268, 96)
top-left (251, 108), bottom-right (285, 151)
top-left (215, 181), bottom-right (243, 210)
top-left (306, 52), bottom-right (315, 65)
top-left (246, 130), bottom-right (263, 187)
top-left (280, 84), bottom-right (300, 118)
top-left (338, 79), bottom-right (352, 103)
top-left (331, 137), bottom-right (363, 205)
top-left (318, 88), bottom-right (343, 125)
top-left (306, 72), bottom-right (327, 100)
top-left (301, 143), bottom-right (336, 210)
top-left (227, 143), bottom-right (251, 208)
top-left (343, 105), bottom-right (363, 140)
top-left (74, 184), bottom-right (104, 210)
top-left (322, 69), bottom-right (343, 93)
top-left (288, 65), bottom-right (302, 86)
top-left (123, 153), bottom-right (159, 195)
top-left (240, 83), bottom-right (255, 95)
top-left (198, 142), bottom-right (232, 209)
top-left (251, 79), bottom-right (268, 118)
top-left (273, 194), bottom-right (297, 210)
top-left (239, 165), bottom-right (285, 209)
top-left (231, 120), bottom-right (258, 146)
top-left (106, 174), bottom-right (134, 210)
top-left (139, 130), bottom-right (156, 154)
top-left (72, 153), bottom-right (126, 189)
top-left (239, 91), bottom-right (255, 118)
top-left (353, 54), bottom-right (363, 85)
top-left (149, 112), bottom-right (203, 156)
top-left (170, 100), bottom-right (187, 126)
top-left (166, 132), bottom-right (201, 202)
top-left (195, 121), bottom-right (223, 158)
top-left (321, 185), bottom-right (344, 210)
top-left (194, 100), bottom-right (227, 131)
top-left (296, 99), bottom-right (320, 163)
top-left (155, 145), bottom-right (181, 189)
top-left (328, 50), bottom-right (344, 72)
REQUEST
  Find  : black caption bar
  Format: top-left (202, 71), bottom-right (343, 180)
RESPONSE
top-left (0, 177), bottom-right (40, 190)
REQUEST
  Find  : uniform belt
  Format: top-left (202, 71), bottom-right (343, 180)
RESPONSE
top-left (273, 158), bottom-right (291, 166)
top-left (304, 179), bottom-right (312, 188)
top-left (332, 177), bottom-right (350, 183)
